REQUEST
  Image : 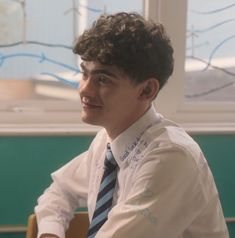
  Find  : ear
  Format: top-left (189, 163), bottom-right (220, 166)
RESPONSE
top-left (138, 78), bottom-right (160, 101)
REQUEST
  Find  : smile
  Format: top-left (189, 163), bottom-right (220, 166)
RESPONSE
top-left (81, 98), bottom-right (102, 109)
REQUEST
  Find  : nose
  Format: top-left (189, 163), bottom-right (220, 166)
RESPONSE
top-left (78, 77), bottom-right (96, 97)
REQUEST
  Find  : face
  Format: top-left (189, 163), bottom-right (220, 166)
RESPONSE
top-left (78, 61), bottom-right (151, 139)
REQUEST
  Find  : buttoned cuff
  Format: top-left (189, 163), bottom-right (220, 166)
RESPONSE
top-left (37, 220), bottom-right (65, 238)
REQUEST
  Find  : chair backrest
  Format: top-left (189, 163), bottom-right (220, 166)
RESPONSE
top-left (26, 212), bottom-right (89, 238)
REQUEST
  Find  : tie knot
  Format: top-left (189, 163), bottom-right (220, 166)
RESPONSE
top-left (104, 143), bottom-right (117, 169)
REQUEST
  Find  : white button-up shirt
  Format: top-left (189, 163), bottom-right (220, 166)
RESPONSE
top-left (35, 106), bottom-right (229, 238)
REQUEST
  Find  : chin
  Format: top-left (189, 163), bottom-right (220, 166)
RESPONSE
top-left (81, 114), bottom-right (102, 126)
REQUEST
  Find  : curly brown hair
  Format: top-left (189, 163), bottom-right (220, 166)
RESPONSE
top-left (73, 12), bottom-right (174, 89)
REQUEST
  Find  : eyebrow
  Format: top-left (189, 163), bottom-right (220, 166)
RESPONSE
top-left (80, 62), bottom-right (118, 79)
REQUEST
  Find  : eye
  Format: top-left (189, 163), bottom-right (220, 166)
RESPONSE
top-left (97, 75), bottom-right (111, 85)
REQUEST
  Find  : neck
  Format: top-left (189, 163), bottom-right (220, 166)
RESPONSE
top-left (106, 104), bottom-right (151, 140)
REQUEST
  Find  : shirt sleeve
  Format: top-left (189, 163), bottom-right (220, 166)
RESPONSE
top-left (35, 150), bottom-right (91, 238)
top-left (95, 147), bottom-right (226, 238)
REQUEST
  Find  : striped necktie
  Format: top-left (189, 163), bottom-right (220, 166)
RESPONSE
top-left (87, 144), bottom-right (118, 238)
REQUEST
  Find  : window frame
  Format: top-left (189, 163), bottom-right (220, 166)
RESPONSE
top-left (1, 0), bottom-right (235, 135)
top-left (146, 0), bottom-right (235, 134)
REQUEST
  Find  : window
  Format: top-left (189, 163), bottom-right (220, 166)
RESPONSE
top-left (1, 0), bottom-right (234, 134)
top-left (185, 0), bottom-right (235, 102)
top-left (151, 0), bottom-right (235, 132)
top-left (0, 0), bottom-right (143, 134)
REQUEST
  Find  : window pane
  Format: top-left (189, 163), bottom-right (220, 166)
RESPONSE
top-left (0, 0), bottom-right (143, 116)
top-left (185, 0), bottom-right (235, 102)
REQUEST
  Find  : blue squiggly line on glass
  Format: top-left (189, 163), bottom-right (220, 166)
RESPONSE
top-left (0, 52), bottom-right (80, 73)
top-left (202, 34), bottom-right (235, 71)
top-left (0, 41), bottom-right (72, 50)
top-left (186, 42), bottom-right (209, 51)
top-left (185, 81), bottom-right (235, 98)
top-left (190, 3), bottom-right (235, 15)
top-left (188, 19), bottom-right (235, 33)
top-left (79, 4), bottom-right (103, 13)
top-left (41, 72), bottom-right (80, 89)
top-left (185, 56), bottom-right (235, 98)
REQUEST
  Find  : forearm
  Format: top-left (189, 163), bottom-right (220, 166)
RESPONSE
top-left (35, 152), bottom-right (90, 237)
top-left (35, 182), bottom-right (79, 238)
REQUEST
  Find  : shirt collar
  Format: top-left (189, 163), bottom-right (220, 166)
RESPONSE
top-left (109, 104), bottom-right (162, 168)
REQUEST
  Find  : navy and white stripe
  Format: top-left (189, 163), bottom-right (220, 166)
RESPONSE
top-left (87, 144), bottom-right (118, 238)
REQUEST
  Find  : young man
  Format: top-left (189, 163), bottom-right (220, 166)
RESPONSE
top-left (35, 12), bottom-right (229, 238)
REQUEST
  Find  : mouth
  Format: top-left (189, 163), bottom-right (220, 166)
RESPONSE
top-left (81, 97), bottom-right (103, 109)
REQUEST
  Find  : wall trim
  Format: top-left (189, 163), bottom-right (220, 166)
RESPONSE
top-left (181, 122), bottom-right (235, 135)
top-left (1, 217), bottom-right (234, 233)
top-left (1, 122), bottom-right (235, 136)
top-left (0, 124), bottom-right (100, 136)
top-left (0, 225), bottom-right (26, 233)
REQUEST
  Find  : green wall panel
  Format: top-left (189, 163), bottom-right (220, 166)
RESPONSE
top-left (193, 135), bottom-right (235, 237)
top-left (0, 136), bottom-right (93, 225)
top-left (193, 135), bottom-right (235, 217)
top-left (0, 134), bottom-right (234, 237)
